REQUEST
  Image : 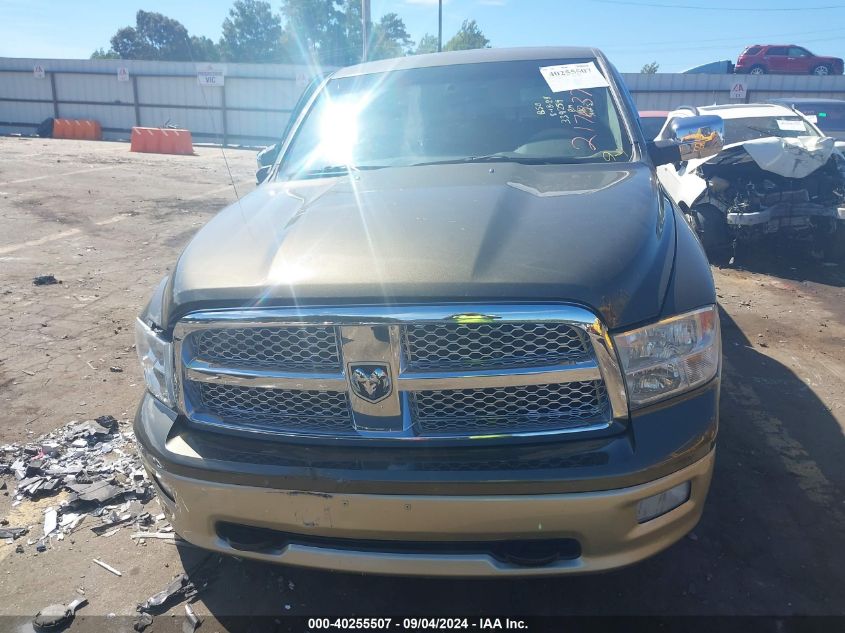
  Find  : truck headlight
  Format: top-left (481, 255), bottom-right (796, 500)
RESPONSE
top-left (135, 317), bottom-right (175, 407)
top-left (614, 306), bottom-right (720, 409)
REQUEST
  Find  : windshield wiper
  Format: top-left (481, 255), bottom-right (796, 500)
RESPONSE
top-left (412, 154), bottom-right (583, 167)
top-left (745, 125), bottom-right (791, 139)
top-left (295, 164), bottom-right (388, 179)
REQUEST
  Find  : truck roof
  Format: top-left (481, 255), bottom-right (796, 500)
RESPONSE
top-left (333, 46), bottom-right (606, 78)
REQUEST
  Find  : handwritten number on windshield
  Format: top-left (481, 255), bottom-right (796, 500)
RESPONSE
top-left (572, 135), bottom-right (598, 151)
top-left (532, 89), bottom-right (608, 154)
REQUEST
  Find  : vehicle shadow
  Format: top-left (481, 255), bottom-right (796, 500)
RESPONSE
top-left (180, 308), bottom-right (845, 625)
top-left (714, 241), bottom-right (845, 288)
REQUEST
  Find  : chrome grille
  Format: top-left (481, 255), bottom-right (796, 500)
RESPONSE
top-left (197, 383), bottom-right (353, 434)
top-left (193, 326), bottom-right (341, 372)
top-left (410, 381), bottom-right (608, 436)
top-left (175, 305), bottom-right (626, 440)
top-left (402, 322), bottom-right (591, 371)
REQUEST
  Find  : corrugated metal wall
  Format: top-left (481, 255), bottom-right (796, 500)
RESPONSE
top-left (0, 57), bottom-right (324, 146)
top-left (623, 72), bottom-right (845, 110)
top-left (2, 57), bottom-right (845, 146)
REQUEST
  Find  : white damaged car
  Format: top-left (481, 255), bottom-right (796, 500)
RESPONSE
top-left (658, 103), bottom-right (845, 259)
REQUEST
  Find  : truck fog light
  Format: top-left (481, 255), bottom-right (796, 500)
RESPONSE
top-left (636, 481), bottom-right (691, 523)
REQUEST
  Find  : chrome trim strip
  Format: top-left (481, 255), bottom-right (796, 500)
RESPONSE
top-left (177, 412), bottom-right (612, 442)
top-left (398, 362), bottom-right (602, 391)
top-left (185, 359), bottom-right (602, 392)
top-left (185, 360), bottom-right (347, 391)
top-left (585, 321), bottom-right (628, 419)
top-left (174, 304), bottom-right (604, 329)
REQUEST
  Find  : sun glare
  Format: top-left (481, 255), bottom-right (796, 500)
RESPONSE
top-left (318, 98), bottom-right (363, 165)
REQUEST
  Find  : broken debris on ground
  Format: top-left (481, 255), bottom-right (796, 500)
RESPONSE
top-left (32, 275), bottom-right (62, 286)
top-left (0, 413), bottom-right (158, 552)
top-left (137, 573), bottom-right (199, 614)
top-left (32, 598), bottom-right (87, 632)
top-left (2, 415), bottom-right (225, 625)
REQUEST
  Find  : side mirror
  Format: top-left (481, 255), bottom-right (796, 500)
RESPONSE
top-left (255, 142), bottom-right (282, 184)
top-left (256, 164), bottom-right (272, 184)
top-left (648, 114), bottom-right (725, 166)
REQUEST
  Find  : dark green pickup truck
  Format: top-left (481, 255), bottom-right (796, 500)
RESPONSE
top-left (134, 47), bottom-right (724, 576)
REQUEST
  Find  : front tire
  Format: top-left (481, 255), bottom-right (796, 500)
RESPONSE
top-left (749, 65), bottom-right (766, 75)
top-left (822, 223), bottom-right (845, 260)
top-left (689, 204), bottom-right (730, 259)
top-left (812, 64), bottom-right (831, 76)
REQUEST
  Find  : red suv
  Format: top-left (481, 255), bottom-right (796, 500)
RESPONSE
top-left (735, 45), bottom-right (844, 76)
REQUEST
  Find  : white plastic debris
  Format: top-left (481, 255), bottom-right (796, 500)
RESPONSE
top-left (43, 508), bottom-right (58, 537)
top-left (92, 558), bottom-right (122, 577)
top-left (130, 532), bottom-right (176, 540)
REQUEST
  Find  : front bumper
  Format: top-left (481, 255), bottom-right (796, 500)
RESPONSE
top-left (727, 203), bottom-right (841, 230)
top-left (146, 450), bottom-right (713, 576)
top-left (135, 379), bottom-right (719, 576)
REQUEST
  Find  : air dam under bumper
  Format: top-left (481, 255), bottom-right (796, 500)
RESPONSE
top-left (142, 450), bottom-right (714, 577)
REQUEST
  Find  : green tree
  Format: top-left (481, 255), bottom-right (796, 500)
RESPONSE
top-left (280, 0), bottom-right (346, 65)
top-left (90, 47), bottom-right (120, 60)
top-left (109, 10), bottom-right (194, 61)
top-left (280, 1), bottom-right (414, 65)
top-left (191, 36), bottom-right (221, 61)
top-left (640, 61), bottom-right (660, 74)
top-left (414, 33), bottom-right (438, 55)
top-left (339, 0), bottom-right (364, 65)
top-left (444, 19), bottom-right (489, 52)
top-left (220, 0), bottom-right (284, 62)
top-left (370, 12), bottom-right (413, 60)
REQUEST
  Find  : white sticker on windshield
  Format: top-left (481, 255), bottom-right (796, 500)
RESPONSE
top-left (539, 62), bottom-right (610, 93)
top-left (805, 114), bottom-right (818, 123)
top-left (776, 119), bottom-right (806, 131)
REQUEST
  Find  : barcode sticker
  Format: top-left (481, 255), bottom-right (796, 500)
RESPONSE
top-left (539, 62), bottom-right (610, 93)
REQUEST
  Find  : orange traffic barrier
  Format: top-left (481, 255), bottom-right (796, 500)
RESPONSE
top-left (52, 119), bottom-right (101, 140)
top-left (130, 127), bottom-right (193, 155)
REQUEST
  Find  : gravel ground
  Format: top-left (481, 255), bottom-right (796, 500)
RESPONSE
top-left (1, 137), bottom-right (844, 630)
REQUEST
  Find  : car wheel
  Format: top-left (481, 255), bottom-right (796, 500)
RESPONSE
top-left (691, 204), bottom-right (730, 258)
top-left (749, 65), bottom-right (766, 75)
top-left (823, 223), bottom-right (845, 260)
top-left (811, 64), bottom-right (831, 76)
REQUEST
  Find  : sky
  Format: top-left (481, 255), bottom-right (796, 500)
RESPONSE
top-left (1, 0), bottom-right (845, 73)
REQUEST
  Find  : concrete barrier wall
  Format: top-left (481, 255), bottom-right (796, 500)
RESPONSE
top-left (2, 57), bottom-right (845, 147)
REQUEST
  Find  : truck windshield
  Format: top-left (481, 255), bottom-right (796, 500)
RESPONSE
top-left (723, 116), bottom-right (820, 145)
top-left (278, 58), bottom-right (633, 180)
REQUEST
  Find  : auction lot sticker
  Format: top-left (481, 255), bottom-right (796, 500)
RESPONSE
top-left (777, 119), bottom-right (806, 131)
top-left (539, 62), bottom-right (609, 93)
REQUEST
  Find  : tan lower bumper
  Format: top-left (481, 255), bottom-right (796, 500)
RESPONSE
top-left (146, 450), bottom-right (715, 577)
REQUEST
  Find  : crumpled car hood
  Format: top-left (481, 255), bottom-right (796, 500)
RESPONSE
top-left (702, 135), bottom-right (836, 178)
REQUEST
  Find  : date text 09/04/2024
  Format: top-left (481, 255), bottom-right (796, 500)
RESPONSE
top-left (307, 618), bottom-right (529, 630)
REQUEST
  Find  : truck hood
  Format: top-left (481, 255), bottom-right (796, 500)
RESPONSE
top-left (168, 162), bottom-right (674, 330)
